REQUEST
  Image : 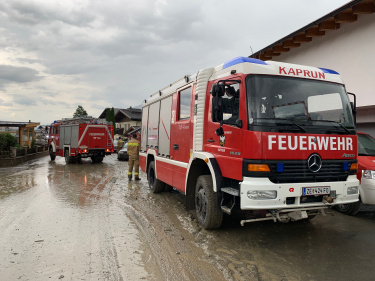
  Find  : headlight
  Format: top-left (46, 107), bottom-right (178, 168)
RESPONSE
top-left (347, 186), bottom-right (358, 195)
top-left (247, 190), bottom-right (277, 200)
top-left (362, 170), bottom-right (375, 179)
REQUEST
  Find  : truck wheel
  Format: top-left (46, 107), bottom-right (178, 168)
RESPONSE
top-left (91, 156), bottom-right (103, 163)
top-left (335, 201), bottom-right (361, 215)
top-left (164, 184), bottom-right (173, 192)
top-left (65, 150), bottom-right (71, 164)
top-left (76, 156), bottom-right (82, 164)
top-left (195, 175), bottom-right (223, 230)
top-left (49, 147), bottom-right (56, 161)
top-left (148, 161), bottom-right (164, 193)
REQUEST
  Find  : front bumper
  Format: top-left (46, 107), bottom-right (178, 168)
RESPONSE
top-left (240, 175), bottom-right (359, 210)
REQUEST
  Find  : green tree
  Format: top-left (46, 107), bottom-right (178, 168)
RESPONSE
top-left (106, 107), bottom-right (116, 128)
top-left (111, 107), bottom-right (116, 129)
top-left (73, 105), bottom-right (88, 118)
top-left (0, 133), bottom-right (18, 151)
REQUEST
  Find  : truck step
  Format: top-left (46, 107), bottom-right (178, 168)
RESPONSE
top-left (221, 187), bottom-right (240, 196)
top-left (221, 206), bottom-right (232, 215)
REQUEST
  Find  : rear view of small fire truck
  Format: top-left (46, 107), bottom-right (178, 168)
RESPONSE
top-left (48, 117), bottom-right (114, 164)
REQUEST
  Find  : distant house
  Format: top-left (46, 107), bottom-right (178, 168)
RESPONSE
top-left (98, 107), bottom-right (142, 137)
top-left (124, 126), bottom-right (141, 141)
top-left (0, 121), bottom-right (40, 147)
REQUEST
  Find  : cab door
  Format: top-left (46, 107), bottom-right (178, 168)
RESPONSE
top-left (205, 80), bottom-right (244, 181)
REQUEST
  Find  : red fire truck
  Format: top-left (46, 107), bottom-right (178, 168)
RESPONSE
top-left (140, 57), bottom-right (359, 229)
top-left (48, 116), bottom-right (114, 164)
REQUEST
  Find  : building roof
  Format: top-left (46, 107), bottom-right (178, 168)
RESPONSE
top-left (0, 121), bottom-right (40, 127)
top-left (118, 108), bottom-right (142, 121)
top-left (98, 108), bottom-right (121, 118)
top-left (98, 107), bottom-right (142, 121)
top-left (250, 0), bottom-right (374, 60)
top-left (125, 126), bottom-right (141, 136)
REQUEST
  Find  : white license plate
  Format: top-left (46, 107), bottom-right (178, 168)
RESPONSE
top-left (302, 186), bottom-right (330, 196)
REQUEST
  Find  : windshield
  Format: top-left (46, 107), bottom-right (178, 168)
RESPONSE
top-left (246, 75), bottom-right (355, 133)
top-left (358, 134), bottom-right (375, 156)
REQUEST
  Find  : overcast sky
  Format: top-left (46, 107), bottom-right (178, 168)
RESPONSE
top-left (0, 0), bottom-right (351, 125)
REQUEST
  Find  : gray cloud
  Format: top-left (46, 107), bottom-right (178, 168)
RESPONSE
top-left (0, 0), bottom-right (351, 124)
top-left (0, 98), bottom-right (13, 107)
top-left (0, 65), bottom-right (40, 87)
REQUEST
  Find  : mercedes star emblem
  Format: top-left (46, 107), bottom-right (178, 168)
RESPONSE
top-left (308, 154), bottom-right (322, 173)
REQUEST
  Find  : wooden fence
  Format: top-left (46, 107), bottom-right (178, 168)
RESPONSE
top-left (0, 145), bottom-right (49, 167)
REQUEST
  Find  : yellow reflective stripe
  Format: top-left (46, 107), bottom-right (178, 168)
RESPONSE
top-left (134, 173), bottom-right (139, 176)
top-left (128, 172), bottom-right (132, 175)
top-left (128, 143), bottom-right (139, 146)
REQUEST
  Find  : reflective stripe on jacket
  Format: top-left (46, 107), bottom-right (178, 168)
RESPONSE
top-left (127, 139), bottom-right (140, 157)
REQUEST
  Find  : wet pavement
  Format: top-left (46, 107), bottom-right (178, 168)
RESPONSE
top-left (1, 155), bottom-right (375, 281)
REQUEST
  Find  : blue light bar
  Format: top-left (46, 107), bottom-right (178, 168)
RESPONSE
top-left (343, 162), bottom-right (349, 171)
top-left (223, 57), bottom-right (267, 69)
top-left (277, 163), bottom-right (284, 173)
top-left (319, 67), bottom-right (340, 75)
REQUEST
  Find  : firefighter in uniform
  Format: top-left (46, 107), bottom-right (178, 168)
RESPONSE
top-left (117, 137), bottom-right (124, 153)
top-left (127, 133), bottom-right (140, 180)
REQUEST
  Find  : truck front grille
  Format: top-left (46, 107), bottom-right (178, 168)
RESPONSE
top-left (242, 159), bottom-right (357, 184)
top-left (267, 160), bottom-right (355, 184)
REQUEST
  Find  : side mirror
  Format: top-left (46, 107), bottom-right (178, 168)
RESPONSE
top-left (347, 92), bottom-right (357, 124)
top-left (235, 119), bottom-right (243, 128)
top-left (211, 83), bottom-right (225, 97)
top-left (212, 95), bottom-right (223, 122)
top-left (215, 126), bottom-right (224, 136)
top-left (212, 83), bottom-right (225, 122)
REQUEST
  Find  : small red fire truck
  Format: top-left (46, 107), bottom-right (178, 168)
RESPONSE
top-left (48, 116), bottom-right (114, 164)
top-left (140, 57), bottom-right (359, 229)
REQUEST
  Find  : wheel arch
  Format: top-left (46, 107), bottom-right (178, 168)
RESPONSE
top-left (63, 145), bottom-right (70, 156)
top-left (185, 152), bottom-right (222, 210)
top-left (146, 150), bottom-right (157, 178)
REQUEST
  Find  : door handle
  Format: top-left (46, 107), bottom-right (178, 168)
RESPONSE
top-left (173, 144), bottom-right (179, 150)
top-left (207, 139), bottom-right (215, 143)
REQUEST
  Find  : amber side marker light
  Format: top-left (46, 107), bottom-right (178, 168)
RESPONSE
top-left (350, 163), bottom-right (358, 170)
top-left (248, 164), bottom-right (270, 172)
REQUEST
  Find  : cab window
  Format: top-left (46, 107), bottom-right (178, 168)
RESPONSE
top-left (222, 83), bottom-right (240, 125)
top-left (178, 87), bottom-right (191, 120)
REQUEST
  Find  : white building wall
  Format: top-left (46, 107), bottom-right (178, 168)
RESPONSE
top-left (277, 13), bottom-right (375, 107)
top-left (276, 13), bottom-right (375, 135)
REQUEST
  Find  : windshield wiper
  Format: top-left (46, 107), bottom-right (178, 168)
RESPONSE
top-left (275, 118), bottom-right (307, 132)
top-left (312, 119), bottom-right (351, 134)
top-left (252, 118), bottom-right (307, 132)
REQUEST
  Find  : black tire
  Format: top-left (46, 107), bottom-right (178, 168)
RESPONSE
top-left (65, 150), bottom-right (71, 164)
top-left (164, 184), bottom-right (173, 192)
top-left (195, 175), bottom-right (223, 230)
top-left (91, 156), bottom-right (103, 163)
top-left (335, 201), bottom-right (361, 215)
top-left (147, 161), bottom-right (165, 193)
top-left (49, 147), bottom-right (56, 161)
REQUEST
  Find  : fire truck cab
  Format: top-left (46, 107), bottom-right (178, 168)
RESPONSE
top-left (48, 116), bottom-right (114, 164)
top-left (140, 57), bottom-right (359, 229)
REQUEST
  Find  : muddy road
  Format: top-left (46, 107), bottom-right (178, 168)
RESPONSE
top-left (1, 155), bottom-right (375, 281)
